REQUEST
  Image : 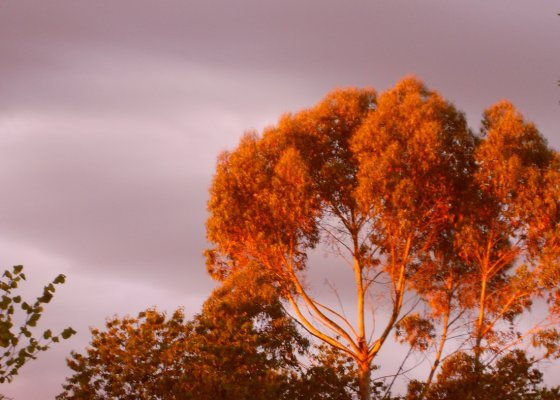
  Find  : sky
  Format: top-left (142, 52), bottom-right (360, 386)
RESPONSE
top-left (0, 1), bottom-right (559, 398)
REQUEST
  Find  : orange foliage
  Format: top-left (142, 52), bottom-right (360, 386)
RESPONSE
top-left (206, 77), bottom-right (560, 400)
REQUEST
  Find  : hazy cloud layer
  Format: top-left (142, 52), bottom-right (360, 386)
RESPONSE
top-left (0, 1), bottom-right (558, 398)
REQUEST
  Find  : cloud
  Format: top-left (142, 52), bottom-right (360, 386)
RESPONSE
top-left (0, 56), bottom-right (314, 288)
top-left (0, 50), bottom-right (316, 398)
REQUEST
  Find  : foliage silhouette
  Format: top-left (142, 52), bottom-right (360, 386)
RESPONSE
top-left (0, 265), bottom-right (75, 384)
top-left (58, 265), bottom-right (371, 399)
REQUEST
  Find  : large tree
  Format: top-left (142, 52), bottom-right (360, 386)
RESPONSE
top-left (206, 78), bottom-right (481, 399)
top-left (206, 77), bottom-right (560, 400)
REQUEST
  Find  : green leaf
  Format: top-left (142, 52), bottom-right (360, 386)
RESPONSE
top-left (0, 296), bottom-right (10, 310)
top-left (61, 327), bottom-right (77, 339)
top-left (38, 291), bottom-right (53, 304)
top-left (27, 313), bottom-right (41, 327)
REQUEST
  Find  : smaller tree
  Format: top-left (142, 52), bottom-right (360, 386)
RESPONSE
top-left (0, 265), bottom-right (75, 383)
top-left (406, 350), bottom-right (560, 400)
top-left (187, 264), bottom-right (308, 400)
top-left (57, 265), bottom-right (309, 400)
top-left (58, 308), bottom-right (193, 400)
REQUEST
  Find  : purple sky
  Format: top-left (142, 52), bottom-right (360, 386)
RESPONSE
top-left (0, 1), bottom-right (559, 398)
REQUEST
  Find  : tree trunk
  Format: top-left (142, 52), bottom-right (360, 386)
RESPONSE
top-left (471, 272), bottom-right (488, 400)
top-left (358, 363), bottom-right (371, 400)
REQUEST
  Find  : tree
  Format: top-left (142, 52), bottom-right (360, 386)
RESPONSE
top-left (186, 264), bottom-right (307, 400)
top-left (457, 101), bottom-right (559, 395)
top-left (58, 265), bottom-right (318, 400)
top-left (400, 102), bottom-right (560, 400)
top-left (205, 77), bottom-right (560, 400)
top-left (0, 265), bottom-right (75, 385)
top-left (58, 308), bottom-right (192, 400)
top-left (350, 78), bottom-right (477, 398)
top-left (406, 350), bottom-right (560, 400)
top-left (206, 78), bottom-right (482, 400)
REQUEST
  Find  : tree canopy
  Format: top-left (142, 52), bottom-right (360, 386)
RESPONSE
top-left (206, 77), bottom-right (560, 400)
